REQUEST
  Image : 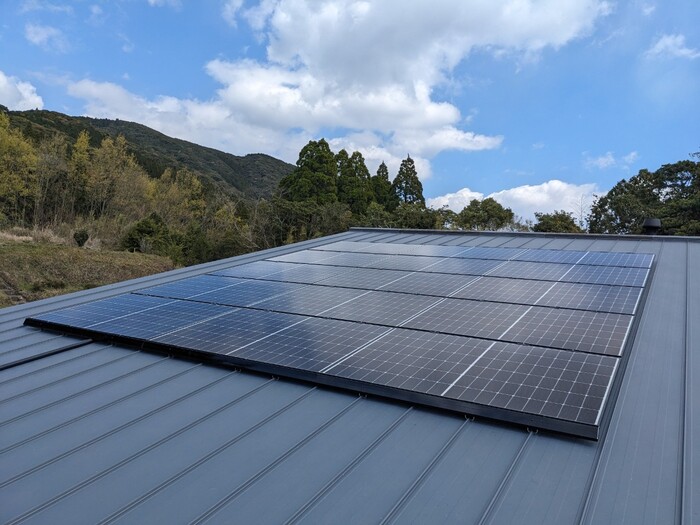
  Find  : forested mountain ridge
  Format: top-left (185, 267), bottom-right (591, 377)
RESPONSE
top-left (3, 105), bottom-right (293, 198)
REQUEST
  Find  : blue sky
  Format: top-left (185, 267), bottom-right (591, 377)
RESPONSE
top-left (1, 0), bottom-right (699, 220)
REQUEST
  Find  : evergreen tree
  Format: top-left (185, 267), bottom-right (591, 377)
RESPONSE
top-left (278, 139), bottom-right (337, 204)
top-left (391, 155), bottom-right (425, 207)
top-left (457, 198), bottom-right (514, 231)
top-left (371, 161), bottom-right (394, 210)
top-left (532, 210), bottom-right (583, 233)
top-left (336, 149), bottom-right (373, 215)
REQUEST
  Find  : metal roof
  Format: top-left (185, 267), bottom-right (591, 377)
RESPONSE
top-left (1, 228), bottom-right (697, 524)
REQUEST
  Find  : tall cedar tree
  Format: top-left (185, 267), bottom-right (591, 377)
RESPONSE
top-left (391, 155), bottom-right (425, 207)
top-left (336, 149), bottom-right (373, 215)
top-left (371, 161), bottom-right (395, 210)
top-left (278, 139), bottom-right (337, 204)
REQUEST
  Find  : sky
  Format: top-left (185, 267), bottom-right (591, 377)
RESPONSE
top-left (1, 0), bottom-right (699, 221)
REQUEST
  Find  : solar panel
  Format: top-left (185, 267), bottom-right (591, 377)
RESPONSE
top-left (25, 240), bottom-right (656, 440)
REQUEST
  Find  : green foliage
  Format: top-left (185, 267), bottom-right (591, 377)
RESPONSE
top-left (0, 111), bottom-right (38, 226)
top-left (371, 162), bottom-right (394, 210)
top-left (588, 160), bottom-right (700, 234)
top-left (359, 201), bottom-right (393, 228)
top-left (456, 198), bottom-right (514, 231)
top-left (391, 202), bottom-right (435, 229)
top-left (121, 212), bottom-right (178, 256)
top-left (336, 150), bottom-right (374, 215)
top-left (532, 210), bottom-right (583, 233)
top-left (279, 139), bottom-right (338, 204)
top-left (73, 229), bottom-right (89, 247)
top-left (391, 156), bottom-right (425, 206)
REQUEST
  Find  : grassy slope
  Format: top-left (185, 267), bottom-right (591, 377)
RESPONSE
top-left (0, 238), bottom-right (174, 308)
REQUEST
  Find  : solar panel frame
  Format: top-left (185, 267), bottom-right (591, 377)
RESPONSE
top-left (24, 241), bottom-right (657, 441)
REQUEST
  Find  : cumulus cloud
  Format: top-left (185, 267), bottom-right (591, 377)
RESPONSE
top-left (428, 180), bottom-right (600, 221)
top-left (0, 70), bottom-right (44, 110)
top-left (24, 23), bottom-right (69, 52)
top-left (67, 1), bottom-right (609, 172)
top-left (645, 34), bottom-right (700, 60)
top-left (147, 0), bottom-right (181, 7)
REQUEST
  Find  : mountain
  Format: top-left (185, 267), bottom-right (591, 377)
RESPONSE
top-left (4, 107), bottom-right (294, 198)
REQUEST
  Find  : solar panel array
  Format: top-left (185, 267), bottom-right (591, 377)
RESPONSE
top-left (26, 239), bottom-right (654, 439)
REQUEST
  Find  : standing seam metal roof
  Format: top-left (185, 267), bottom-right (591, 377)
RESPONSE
top-left (0, 228), bottom-right (697, 524)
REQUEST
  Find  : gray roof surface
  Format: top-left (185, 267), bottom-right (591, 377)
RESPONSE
top-left (0, 228), bottom-right (697, 524)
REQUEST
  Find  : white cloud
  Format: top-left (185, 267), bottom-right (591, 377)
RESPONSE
top-left (586, 151), bottom-right (616, 169)
top-left (428, 180), bottom-right (600, 221)
top-left (222, 0), bottom-right (245, 27)
top-left (645, 34), bottom-right (700, 60)
top-left (0, 70), bottom-right (44, 110)
top-left (584, 150), bottom-right (638, 169)
top-left (147, 0), bottom-right (181, 7)
top-left (24, 23), bottom-right (69, 52)
top-left (20, 1), bottom-right (72, 14)
top-left (67, 1), bottom-right (609, 173)
top-left (87, 4), bottom-right (106, 25)
top-left (641, 4), bottom-right (656, 16)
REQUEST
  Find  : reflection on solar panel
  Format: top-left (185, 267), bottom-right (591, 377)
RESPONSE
top-left (26, 238), bottom-right (654, 440)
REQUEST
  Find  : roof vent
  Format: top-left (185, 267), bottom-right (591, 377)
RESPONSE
top-left (642, 218), bottom-right (661, 235)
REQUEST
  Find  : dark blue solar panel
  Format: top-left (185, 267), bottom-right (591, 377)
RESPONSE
top-left (403, 299), bottom-right (531, 340)
top-left (193, 280), bottom-right (302, 307)
top-left (316, 268), bottom-right (411, 290)
top-left (512, 249), bottom-right (587, 265)
top-left (210, 260), bottom-right (298, 278)
top-left (537, 282), bottom-right (642, 314)
top-left (28, 293), bottom-right (170, 329)
top-left (377, 272), bottom-right (478, 297)
top-left (451, 276), bottom-right (555, 305)
top-left (136, 274), bottom-right (244, 300)
top-left (155, 308), bottom-right (303, 354)
top-left (500, 306), bottom-right (632, 356)
top-left (444, 342), bottom-right (618, 425)
top-left (560, 265), bottom-right (649, 287)
top-left (233, 317), bottom-right (391, 372)
top-left (321, 291), bottom-right (441, 326)
top-left (579, 251), bottom-right (654, 268)
top-left (250, 285), bottom-right (367, 316)
top-left (25, 241), bottom-right (655, 440)
top-left (420, 258), bottom-right (503, 276)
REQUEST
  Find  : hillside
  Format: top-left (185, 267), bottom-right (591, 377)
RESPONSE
top-left (4, 106), bottom-right (294, 198)
top-left (0, 232), bottom-right (174, 308)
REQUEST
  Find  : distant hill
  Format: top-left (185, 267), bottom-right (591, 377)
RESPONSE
top-left (4, 106), bottom-right (294, 198)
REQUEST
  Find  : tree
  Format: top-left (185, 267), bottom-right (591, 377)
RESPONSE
top-left (391, 155), bottom-right (425, 206)
top-left (371, 161), bottom-right (394, 209)
top-left (278, 139), bottom-right (337, 204)
top-left (68, 130), bottom-right (91, 218)
top-left (0, 111), bottom-right (37, 226)
top-left (532, 210), bottom-right (584, 233)
top-left (588, 160), bottom-right (700, 234)
top-left (456, 198), bottom-right (514, 231)
top-left (336, 149), bottom-right (373, 215)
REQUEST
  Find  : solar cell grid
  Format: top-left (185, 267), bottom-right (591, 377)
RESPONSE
top-left (537, 282), bottom-right (642, 314)
top-left (250, 285), bottom-right (368, 316)
top-left (580, 251), bottom-right (654, 268)
top-left (403, 299), bottom-right (531, 340)
top-left (501, 307), bottom-right (632, 356)
top-left (561, 265), bottom-right (649, 287)
top-left (456, 246), bottom-right (527, 261)
top-left (347, 242), bottom-right (469, 258)
top-left (321, 291), bottom-right (441, 326)
top-left (326, 330), bottom-right (492, 395)
top-left (365, 254), bottom-right (445, 272)
top-left (270, 250), bottom-right (343, 264)
top-left (420, 257), bottom-right (504, 276)
top-left (210, 260), bottom-right (298, 279)
top-left (90, 299), bottom-right (234, 340)
top-left (377, 272), bottom-right (478, 297)
top-left (512, 249), bottom-right (587, 265)
top-left (445, 342), bottom-right (617, 425)
top-left (315, 267), bottom-right (410, 290)
top-left (310, 240), bottom-right (367, 252)
top-left (488, 261), bottom-right (575, 281)
top-left (29, 293), bottom-right (170, 329)
top-left (193, 279), bottom-right (302, 307)
top-left (452, 276), bottom-right (555, 305)
top-left (254, 263), bottom-right (346, 284)
top-left (136, 274), bottom-right (244, 300)
top-left (155, 308), bottom-right (303, 355)
top-left (233, 317), bottom-right (391, 372)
